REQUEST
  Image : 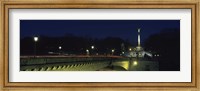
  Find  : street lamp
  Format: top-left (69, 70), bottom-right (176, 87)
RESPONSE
top-left (33, 36), bottom-right (38, 57)
top-left (133, 61), bottom-right (138, 66)
top-left (34, 37), bottom-right (38, 42)
top-left (129, 48), bottom-right (132, 51)
top-left (91, 46), bottom-right (94, 49)
top-left (91, 46), bottom-right (95, 55)
top-left (59, 46), bottom-right (62, 50)
top-left (86, 49), bottom-right (90, 55)
top-left (59, 46), bottom-right (62, 55)
top-left (111, 49), bottom-right (115, 55)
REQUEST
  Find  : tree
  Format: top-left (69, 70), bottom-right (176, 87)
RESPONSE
top-left (144, 28), bottom-right (180, 71)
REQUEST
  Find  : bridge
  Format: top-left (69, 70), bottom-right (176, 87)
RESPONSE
top-left (20, 55), bottom-right (159, 71)
top-left (20, 55), bottom-right (128, 71)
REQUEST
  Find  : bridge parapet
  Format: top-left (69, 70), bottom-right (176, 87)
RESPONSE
top-left (20, 56), bottom-right (124, 66)
top-left (20, 56), bottom-right (128, 71)
top-left (22, 61), bottom-right (110, 71)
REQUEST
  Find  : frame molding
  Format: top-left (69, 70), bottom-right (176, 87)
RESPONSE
top-left (0, 0), bottom-right (199, 91)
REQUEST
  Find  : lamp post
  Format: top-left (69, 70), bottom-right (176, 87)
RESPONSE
top-left (111, 49), bottom-right (115, 55)
top-left (86, 49), bottom-right (89, 55)
top-left (91, 45), bottom-right (94, 55)
top-left (133, 61), bottom-right (138, 66)
top-left (59, 46), bottom-right (62, 55)
top-left (129, 48), bottom-right (132, 51)
top-left (91, 46), bottom-right (94, 49)
top-left (33, 36), bottom-right (38, 58)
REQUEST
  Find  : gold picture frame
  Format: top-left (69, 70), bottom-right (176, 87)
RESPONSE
top-left (0, 0), bottom-right (199, 91)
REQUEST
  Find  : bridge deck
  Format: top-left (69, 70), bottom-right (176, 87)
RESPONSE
top-left (20, 56), bottom-right (159, 71)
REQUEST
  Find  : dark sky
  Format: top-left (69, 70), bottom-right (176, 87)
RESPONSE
top-left (20, 20), bottom-right (180, 44)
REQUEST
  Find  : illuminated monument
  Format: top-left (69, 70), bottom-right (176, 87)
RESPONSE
top-left (135, 28), bottom-right (143, 52)
top-left (127, 28), bottom-right (152, 58)
top-left (138, 28), bottom-right (141, 46)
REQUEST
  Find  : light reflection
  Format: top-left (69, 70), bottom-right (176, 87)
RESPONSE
top-left (112, 58), bottom-right (139, 71)
top-left (112, 60), bottom-right (129, 70)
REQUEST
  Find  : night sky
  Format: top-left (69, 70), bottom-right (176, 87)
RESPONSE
top-left (20, 20), bottom-right (180, 44)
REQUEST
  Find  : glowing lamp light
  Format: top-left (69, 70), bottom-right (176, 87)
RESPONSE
top-left (91, 46), bottom-right (94, 49)
top-left (59, 46), bottom-right (62, 50)
top-left (33, 36), bottom-right (39, 58)
top-left (112, 49), bottom-right (115, 53)
top-left (34, 37), bottom-right (38, 42)
top-left (133, 61), bottom-right (138, 66)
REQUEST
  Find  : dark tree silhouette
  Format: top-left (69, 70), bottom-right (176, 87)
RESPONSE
top-left (144, 28), bottom-right (180, 71)
top-left (20, 34), bottom-right (132, 56)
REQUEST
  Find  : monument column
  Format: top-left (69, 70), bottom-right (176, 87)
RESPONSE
top-left (138, 28), bottom-right (141, 46)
